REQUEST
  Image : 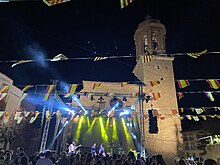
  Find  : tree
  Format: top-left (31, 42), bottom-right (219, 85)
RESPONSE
top-left (0, 117), bottom-right (24, 150)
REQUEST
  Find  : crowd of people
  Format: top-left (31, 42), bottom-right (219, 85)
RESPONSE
top-left (0, 145), bottom-right (219, 165)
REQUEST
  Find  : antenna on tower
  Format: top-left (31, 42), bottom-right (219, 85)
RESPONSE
top-left (146, 8), bottom-right (152, 20)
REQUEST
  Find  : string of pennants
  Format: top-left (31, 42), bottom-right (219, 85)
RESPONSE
top-left (0, 49), bottom-right (217, 67)
top-left (1, 105), bottom-right (220, 125)
top-left (42, 0), bottom-right (135, 9)
top-left (1, 78), bottom-right (220, 102)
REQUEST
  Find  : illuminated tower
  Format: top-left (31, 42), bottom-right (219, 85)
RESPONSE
top-left (133, 17), bottom-right (183, 164)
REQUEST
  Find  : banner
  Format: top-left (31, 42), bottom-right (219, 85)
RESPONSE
top-left (44, 85), bottom-right (55, 101)
top-left (64, 84), bottom-right (78, 98)
top-left (141, 55), bottom-right (152, 63)
top-left (177, 80), bottom-right (190, 88)
top-left (152, 92), bottom-right (161, 101)
top-left (29, 112), bottom-right (40, 123)
top-left (92, 83), bottom-right (101, 90)
top-left (150, 81), bottom-right (160, 87)
top-left (43, 0), bottom-right (70, 6)
top-left (94, 57), bottom-right (108, 61)
top-left (0, 85), bottom-right (8, 93)
top-left (206, 80), bottom-right (220, 89)
top-left (20, 93), bottom-right (27, 101)
top-left (120, 0), bottom-right (134, 9)
top-left (22, 85), bottom-right (33, 92)
top-left (177, 92), bottom-right (184, 100)
top-left (205, 92), bottom-right (215, 102)
top-left (121, 82), bottom-right (127, 87)
top-left (187, 49), bottom-right (207, 58)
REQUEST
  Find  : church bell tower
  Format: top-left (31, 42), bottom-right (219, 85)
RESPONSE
top-left (133, 17), bottom-right (183, 164)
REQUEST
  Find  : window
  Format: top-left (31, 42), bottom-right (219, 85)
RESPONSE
top-left (143, 35), bottom-right (148, 54)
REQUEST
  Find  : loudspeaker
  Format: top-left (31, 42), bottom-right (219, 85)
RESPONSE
top-left (148, 109), bottom-right (158, 134)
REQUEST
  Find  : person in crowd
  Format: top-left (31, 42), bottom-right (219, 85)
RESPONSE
top-left (56, 151), bottom-right (70, 165)
top-left (155, 155), bottom-right (166, 165)
top-left (204, 158), bottom-right (218, 165)
top-left (35, 150), bottom-right (53, 165)
top-left (176, 159), bottom-right (186, 165)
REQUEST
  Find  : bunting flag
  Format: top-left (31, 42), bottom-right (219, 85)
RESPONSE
top-left (201, 115), bottom-right (207, 120)
top-left (61, 117), bottom-right (67, 124)
top-left (22, 85), bottom-right (33, 92)
top-left (120, 0), bottom-right (134, 9)
top-left (186, 115), bottom-right (192, 120)
top-left (171, 109), bottom-right (178, 115)
top-left (11, 60), bottom-right (33, 68)
top-left (17, 116), bottom-right (23, 124)
top-left (205, 92), bottom-right (215, 102)
top-left (141, 55), bottom-right (152, 63)
top-left (180, 108), bottom-right (184, 113)
top-left (177, 80), bottom-right (190, 88)
top-left (86, 93), bottom-right (92, 98)
top-left (210, 115), bottom-right (216, 118)
top-left (187, 49), bottom-right (207, 58)
top-left (0, 93), bottom-right (7, 101)
top-left (152, 92), bottom-right (161, 101)
top-left (0, 85), bottom-right (8, 93)
top-left (24, 112), bottom-right (30, 117)
top-left (51, 54), bottom-right (68, 61)
top-left (3, 112), bottom-right (9, 123)
top-left (94, 56), bottom-right (108, 61)
top-left (92, 83), bottom-right (101, 90)
top-left (44, 85), bottom-right (55, 101)
top-left (29, 112), bottom-right (40, 123)
top-left (20, 93), bottom-right (27, 101)
top-left (64, 84), bottom-right (78, 98)
top-left (195, 108), bottom-right (204, 114)
top-left (0, 111), bottom-right (4, 118)
top-left (43, 0), bottom-right (70, 6)
top-left (192, 116), bottom-right (200, 121)
top-left (150, 81), bottom-right (160, 87)
top-left (14, 112), bottom-right (21, 120)
top-left (107, 93), bottom-right (114, 97)
top-left (206, 80), bottom-right (220, 89)
top-left (177, 92), bottom-right (184, 100)
top-left (216, 107), bottom-right (220, 111)
top-left (130, 92), bottom-right (137, 98)
top-left (179, 116), bottom-right (184, 120)
top-left (46, 111), bottom-right (50, 119)
top-left (121, 82), bottom-right (127, 87)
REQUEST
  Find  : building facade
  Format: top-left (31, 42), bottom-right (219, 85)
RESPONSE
top-left (0, 72), bottom-right (23, 113)
top-left (182, 130), bottom-right (204, 158)
top-left (71, 17), bottom-right (183, 164)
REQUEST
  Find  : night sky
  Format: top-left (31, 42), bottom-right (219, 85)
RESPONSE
top-left (1, 0), bottom-right (220, 129)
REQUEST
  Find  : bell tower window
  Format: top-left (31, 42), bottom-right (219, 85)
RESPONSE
top-left (144, 35), bottom-right (148, 54)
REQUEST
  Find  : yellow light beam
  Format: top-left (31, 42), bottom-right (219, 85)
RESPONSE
top-left (122, 118), bottom-right (133, 150)
top-left (75, 116), bottom-right (84, 141)
top-left (99, 117), bottom-right (109, 144)
top-left (112, 118), bottom-right (118, 142)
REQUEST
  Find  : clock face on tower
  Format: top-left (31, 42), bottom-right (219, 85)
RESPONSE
top-left (109, 97), bottom-right (123, 109)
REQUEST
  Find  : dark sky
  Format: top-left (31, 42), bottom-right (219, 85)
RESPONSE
top-left (1, 0), bottom-right (220, 128)
top-left (1, 0), bottom-right (220, 84)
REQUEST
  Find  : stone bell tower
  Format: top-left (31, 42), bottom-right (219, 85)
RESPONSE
top-left (133, 17), bottom-right (183, 164)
